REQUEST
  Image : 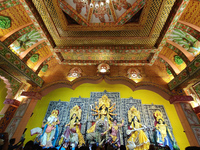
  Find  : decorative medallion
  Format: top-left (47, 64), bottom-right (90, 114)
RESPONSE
top-left (68, 67), bottom-right (82, 78)
top-left (127, 68), bottom-right (142, 79)
top-left (174, 55), bottom-right (183, 65)
top-left (30, 54), bottom-right (39, 63)
top-left (41, 64), bottom-right (48, 72)
top-left (97, 63), bottom-right (110, 74)
top-left (166, 68), bottom-right (172, 75)
top-left (0, 16), bottom-right (11, 29)
top-left (67, 67), bottom-right (82, 81)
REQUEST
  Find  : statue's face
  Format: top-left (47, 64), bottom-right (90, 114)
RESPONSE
top-left (73, 114), bottom-right (76, 118)
top-left (130, 108), bottom-right (135, 113)
top-left (134, 116), bottom-right (137, 122)
top-left (51, 110), bottom-right (58, 116)
top-left (158, 119), bottom-right (163, 124)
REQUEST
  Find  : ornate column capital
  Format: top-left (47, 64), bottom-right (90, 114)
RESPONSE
top-left (21, 91), bottom-right (42, 100)
top-left (169, 95), bottom-right (193, 104)
top-left (3, 99), bottom-right (20, 106)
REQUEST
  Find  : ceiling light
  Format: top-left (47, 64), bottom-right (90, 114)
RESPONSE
top-left (100, 68), bottom-right (107, 73)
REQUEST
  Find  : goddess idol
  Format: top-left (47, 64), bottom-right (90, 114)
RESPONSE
top-left (153, 110), bottom-right (178, 150)
top-left (86, 95), bottom-right (117, 145)
top-left (126, 106), bottom-right (150, 150)
top-left (59, 105), bottom-right (85, 148)
top-left (40, 109), bottom-right (60, 148)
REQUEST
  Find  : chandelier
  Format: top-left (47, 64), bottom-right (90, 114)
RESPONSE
top-left (81, 0), bottom-right (111, 8)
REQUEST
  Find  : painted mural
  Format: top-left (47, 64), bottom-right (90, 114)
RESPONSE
top-left (9, 29), bottom-right (43, 56)
top-left (112, 0), bottom-right (132, 18)
top-left (169, 29), bottom-right (200, 57)
top-left (61, 0), bottom-right (140, 24)
top-left (31, 91), bottom-right (180, 149)
top-left (92, 3), bottom-right (112, 23)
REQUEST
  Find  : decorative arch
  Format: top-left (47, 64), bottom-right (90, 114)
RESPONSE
top-left (2, 24), bottom-right (35, 47)
top-left (158, 54), bottom-right (180, 74)
top-left (20, 40), bottom-right (45, 60)
top-left (165, 42), bottom-right (190, 65)
top-left (37, 75), bottom-right (172, 100)
top-left (33, 54), bottom-right (53, 71)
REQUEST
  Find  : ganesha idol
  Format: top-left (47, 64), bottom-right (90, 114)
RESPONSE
top-left (31, 109), bottom-right (60, 148)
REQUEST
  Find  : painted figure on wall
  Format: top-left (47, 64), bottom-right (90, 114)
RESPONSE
top-left (40, 109), bottom-right (60, 148)
top-left (113, 0), bottom-right (131, 11)
top-left (73, 0), bottom-right (89, 17)
top-left (153, 110), bottom-right (178, 150)
top-left (126, 106), bottom-right (150, 150)
top-left (102, 118), bottom-right (124, 148)
top-left (93, 4), bottom-right (112, 23)
top-left (59, 105), bottom-right (85, 148)
top-left (86, 95), bottom-right (116, 145)
top-left (169, 29), bottom-right (200, 57)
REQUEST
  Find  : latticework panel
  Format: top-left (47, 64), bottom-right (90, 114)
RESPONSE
top-left (32, 0), bottom-right (175, 46)
top-left (54, 38), bottom-right (158, 47)
top-left (151, 0), bottom-right (176, 37)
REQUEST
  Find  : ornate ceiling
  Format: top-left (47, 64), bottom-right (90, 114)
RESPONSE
top-left (0, 0), bottom-right (200, 97)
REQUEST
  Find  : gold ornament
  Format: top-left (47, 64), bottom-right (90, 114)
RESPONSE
top-left (99, 95), bottom-right (111, 108)
top-left (154, 110), bottom-right (164, 122)
top-left (128, 106), bottom-right (140, 123)
top-left (70, 105), bottom-right (82, 120)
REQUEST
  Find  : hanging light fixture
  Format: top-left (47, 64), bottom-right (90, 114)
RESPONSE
top-left (89, 0), bottom-right (110, 8)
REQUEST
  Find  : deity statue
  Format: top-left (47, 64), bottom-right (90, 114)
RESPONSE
top-left (102, 118), bottom-right (124, 148)
top-left (40, 109), bottom-right (60, 148)
top-left (59, 105), bottom-right (85, 148)
top-left (86, 95), bottom-right (116, 145)
top-left (91, 95), bottom-right (116, 121)
top-left (126, 106), bottom-right (150, 150)
top-left (153, 110), bottom-right (178, 150)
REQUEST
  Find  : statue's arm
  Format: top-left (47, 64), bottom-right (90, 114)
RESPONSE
top-left (128, 111), bottom-right (132, 123)
top-left (118, 119), bottom-right (124, 127)
top-left (56, 117), bottom-right (60, 125)
top-left (102, 126), bottom-right (112, 135)
top-left (109, 108), bottom-right (116, 112)
top-left (92, 113), bottom-right (98, 116)
top-left (91, 109), bottom-right (98, 113)
top-left (109, 103), bottom-right (116, 110)
top-left (167, 126), bottom-right (174, 141)
top-left (110, 113), bottom-right (117, 116)
top-left (65, 122), bottom-right (70, 127)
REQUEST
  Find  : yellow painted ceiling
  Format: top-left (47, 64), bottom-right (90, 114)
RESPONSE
top-left (0, 5), bottom-right (32, 38)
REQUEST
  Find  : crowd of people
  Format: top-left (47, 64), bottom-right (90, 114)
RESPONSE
top-left (0, 132), bottom-right (200, 150)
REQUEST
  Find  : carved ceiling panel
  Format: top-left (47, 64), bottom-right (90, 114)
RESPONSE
top-left (32, 0), bottom-right (175, 46)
